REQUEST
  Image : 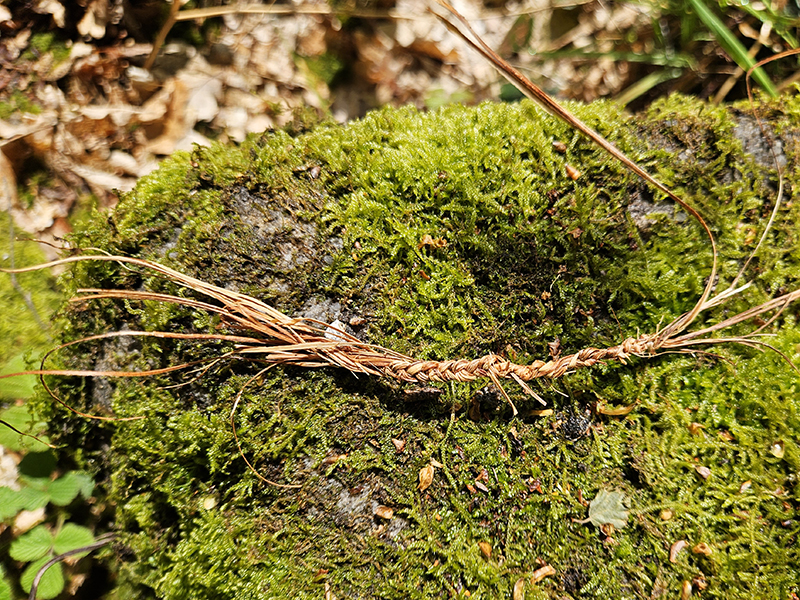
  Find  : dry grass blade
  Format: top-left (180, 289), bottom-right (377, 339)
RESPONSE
top-left (4, 245), bottom-right (799, 421)
top-left (430, 0), bottom-right (718, 343)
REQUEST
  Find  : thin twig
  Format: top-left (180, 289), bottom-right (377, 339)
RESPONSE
top-left (28, 533), bottom-right (115, 600)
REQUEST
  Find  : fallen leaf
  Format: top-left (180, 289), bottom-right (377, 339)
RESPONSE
top-left (0, 150), bottom-right (17, 212)
top-left (34, 0), bottom-right (66, 27)
top-left (770, 440), bottom-right (785, 459)
top-left (418, 463), bottom-right (434, 491)
top-left (478, 541), bottom-right (491, 558)
top-left (529, 409), bottom-right (553, 417)
top-left (692, 542), bottom-right (712, 556)
top-left (688, 422), bottom-right (705, 435)
top-left (531, 564), bottom-right (556, 583)
top-left (374, 505), bottom-right (394, 520)
top-left (391, 438), bottom-right (406, 453)
top-left (694, 465), bottom-right (711, 480)
top-left (693, 573), bottom-right (708, 591)
top-left (565, 164), bottom-right (581, 180)
top-left (13, 508), bottom-right (46, 534)
top-left (670, 540), bottom-right (688, 563)
top-left (680, 580), bottom-right (692, 600)
top-left (587, 489), bottom-right (629, 530)
top-left (513, 578), bottom-right (525, 600)
top-left (77, 0), bottom-right (108, 39)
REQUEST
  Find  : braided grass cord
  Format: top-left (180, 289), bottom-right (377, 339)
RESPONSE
top-left (4, 255), bottom-right (797, 414)
top-left (376, 336), bottom-right (654, 384)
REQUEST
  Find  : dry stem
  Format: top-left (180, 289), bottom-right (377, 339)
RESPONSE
top-left (3, 254), bottom-right (797, 417)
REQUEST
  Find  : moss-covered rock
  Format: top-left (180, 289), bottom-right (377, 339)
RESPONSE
top-left (27, 96), bottom-right (800, 598)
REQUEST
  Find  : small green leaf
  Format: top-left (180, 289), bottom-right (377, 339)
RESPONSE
top-left (18, 451), bottom-right (56, 479)
top-left (10, 525), bottom-right (53, 562)
top-left (15, 486), bottom-right (50, 511)
top-left (0, 405), bottom-right (49, 452)
top-left (0, 354), bottom-right (37, 399)
top-left (48, 473), bottom-right (83, 506)
top-left (53, 523), bottom-right (95, 555)
top-left (0, 487), bottom-right (26, 520)
top-left (20, 557), bottom-right (64, 600)
top-left (73, 472), bottom-right (95, 499)
top-left (0, 564), bottom-right (13, 600)
top-left (588, 489), bottom-right (629, 530)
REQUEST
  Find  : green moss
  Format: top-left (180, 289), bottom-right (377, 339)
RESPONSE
top-left (0, 90), bottom-right (42, 119)
top-left (20, 32), bottom-right (70, 65)
top-left (0, 221), bottom-right (61, 391)
top-left (21, 96), bottom-right (800, 598)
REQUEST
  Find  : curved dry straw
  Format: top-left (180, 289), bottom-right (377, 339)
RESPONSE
top-left (2, 252), bottom-right (798, 419)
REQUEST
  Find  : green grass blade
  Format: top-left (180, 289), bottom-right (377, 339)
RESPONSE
top-left (686, 0), bottom-right (778, 97)
top-left (615, 68), bottom-right (683, 105)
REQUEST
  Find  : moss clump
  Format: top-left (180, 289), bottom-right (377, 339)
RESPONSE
top-left (0, 224), bottom-right (61, 396)
top-left (25, 96), bottom-right (800, 598)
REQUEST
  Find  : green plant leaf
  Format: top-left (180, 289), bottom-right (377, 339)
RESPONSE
top-left (0, 405), bottom-right (49, 452)
top-left (686, 0), bottom-right (777, 97)
top-left (0, 353), bottom-right (37, 399)
top-left (73, 472), bottom-right (95, 499)
top-left (53, 523), bottom-right (95, 555)
top-left (10, 525), bottom-right (53, 562)
top-left (15, 486), bottom-right (50, 511)
top-left (0, 486), bottom-right (26, 520)
top-left (20, 557), bottom-right (64, 600)
top-left (18, 451), bottom-right (56, 479)
top-left (0, 565), bottom-right (13, 600)
top-left (48, 473), bottom-right (84, 506)
top-left (587, 489), bottom-right (629, 530)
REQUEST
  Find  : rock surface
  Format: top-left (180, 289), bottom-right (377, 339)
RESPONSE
top-left (35, 96), bottom-right (800, 599)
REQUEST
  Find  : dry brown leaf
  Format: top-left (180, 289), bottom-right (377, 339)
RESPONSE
top-left (565, 164), bottom-right (581, 180)
top-left (770, 440), bottom-right (785, 458)
top-left (695, 465), bottom-right (711, 480)
top-left (418, 463), bottom-right (434, 491)
top-left (512, 578), bottom-right (525, 600)
top-left (531, 564), bottom-right (556, 583)
top-left (692, 542), bottom-right (712, 556)
top-left (680, 580), bottom-right (692, 600)
top-left (77, 0), bottom-right (108, 39)
top-left (478, 541), bottom-right (491, 558)
top-left (374, 505), bottom-right (394, 520)
top-left (33, 0), bottom-right (66, 28)
top-left (528, 409), bottom-right (553, 417)
top-left (0, 150), bottom-right (17, 212)
top-left (670, 540), bottom-right (688, 563)
top-left (418, 234), bottom-right (448, 249)
top-left (688, 422), bottom-right (705, 435)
